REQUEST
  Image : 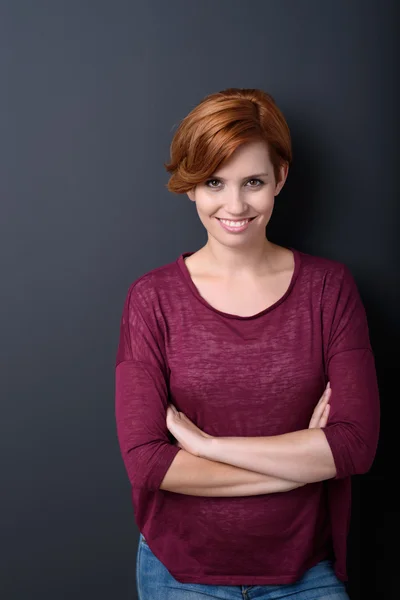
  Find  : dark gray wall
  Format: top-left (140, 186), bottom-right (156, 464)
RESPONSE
top-left (1, 1), bottom-right (396, 598)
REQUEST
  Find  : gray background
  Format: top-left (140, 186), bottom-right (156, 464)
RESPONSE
top-left (1, 1), bottom-right (396, 598)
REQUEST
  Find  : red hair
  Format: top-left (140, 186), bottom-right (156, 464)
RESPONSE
top-left (164, 88), bottom-right (292, 194)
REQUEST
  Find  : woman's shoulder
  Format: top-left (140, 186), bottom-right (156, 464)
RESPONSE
top-left (295, 246), bottom-right (349, 279)
top-left (123, 255), bottom-right (183, 309)
top-left (294, 247), bottom-right (362, 310)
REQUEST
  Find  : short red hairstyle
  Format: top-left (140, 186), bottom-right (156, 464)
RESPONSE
top-left (164, 88), bottom-right (292, 194)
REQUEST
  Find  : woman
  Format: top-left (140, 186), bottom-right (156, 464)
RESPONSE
top-left (115, 88), bottom-right (380, 599)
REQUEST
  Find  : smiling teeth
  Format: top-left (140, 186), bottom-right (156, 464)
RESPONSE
top-left (219, 219), bottom-right (250, 227)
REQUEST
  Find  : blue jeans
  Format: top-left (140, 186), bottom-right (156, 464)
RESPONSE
top-left (136, 534), bottom-right (350, 599)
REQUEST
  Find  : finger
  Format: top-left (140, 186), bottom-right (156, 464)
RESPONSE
top-left (319, 403), bottom-right (330, 428)
top-left (316, 386), bottom-right (331, 408)
top-left (309, 390), bottom-right (331, 428)
top-left (315, 388), bottom-right (331, 415)
top-left (309, 406), bottom-right (323, 428)
top-left (171, 404), bottom-right (181, 418)
top-left (319, 388), bottom-right (331, 408)
top-left (310, 401), bottom-right (330, 429)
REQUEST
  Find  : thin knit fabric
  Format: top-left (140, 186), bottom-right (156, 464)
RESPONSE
top-left (115, 246), bottom-right (380, 585)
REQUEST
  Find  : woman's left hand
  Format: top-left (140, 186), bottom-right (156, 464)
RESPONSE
top-left (166, 404), bottom-right (213, 457)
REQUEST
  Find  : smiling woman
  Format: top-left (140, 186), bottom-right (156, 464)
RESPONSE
top-left (115, 87), bottom-right (378, 600)
top-left (164, 89), bottom-right (290, 261)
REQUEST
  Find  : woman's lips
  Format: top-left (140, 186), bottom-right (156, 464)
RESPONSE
top-left (216, 217), bottom-right (256, 233)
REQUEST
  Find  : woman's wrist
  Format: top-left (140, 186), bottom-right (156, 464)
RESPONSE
top-left (198, 435), bottom-right (216, 459)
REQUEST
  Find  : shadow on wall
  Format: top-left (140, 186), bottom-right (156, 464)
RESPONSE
top-left (267, 115), bottom-right (335, 252)
top-left (267, 113), bottom-right (389, 600)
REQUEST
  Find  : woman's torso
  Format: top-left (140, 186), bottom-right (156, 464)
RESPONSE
top-left (130, 245), bottom-right (333, 582)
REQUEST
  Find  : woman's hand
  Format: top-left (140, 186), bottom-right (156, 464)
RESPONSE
top-left (308, 382), bottom-right (331, 429)
top-left (166, 404), bottom-right (213, 457)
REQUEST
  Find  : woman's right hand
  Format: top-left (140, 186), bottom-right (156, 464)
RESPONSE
top-left (308, 382), bottom-right (331, 429)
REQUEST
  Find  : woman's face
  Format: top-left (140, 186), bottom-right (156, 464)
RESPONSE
top-left (187, 140), bottom-right (287, 248)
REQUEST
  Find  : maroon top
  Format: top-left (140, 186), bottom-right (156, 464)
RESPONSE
top-left (115, 246), bottom-right (380, 585)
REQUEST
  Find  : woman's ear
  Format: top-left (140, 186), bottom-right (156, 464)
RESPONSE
top-left (274, 163), bottom-right (289, 196)
top-left (187, 188), bottom-right (196, 202)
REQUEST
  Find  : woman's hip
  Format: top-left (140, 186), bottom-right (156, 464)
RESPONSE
top-left (136, 534), bottom-right (349, 600)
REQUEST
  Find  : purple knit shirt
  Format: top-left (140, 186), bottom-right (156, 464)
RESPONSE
top-left (115, 246), bottom-right (380, 585)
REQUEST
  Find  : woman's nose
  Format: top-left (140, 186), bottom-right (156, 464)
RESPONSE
top-left (224, 190), bottom-right (248, 214)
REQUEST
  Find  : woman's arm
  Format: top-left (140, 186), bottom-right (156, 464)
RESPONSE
top-left (199, 428), bottom-right (336, 484)
top-left (167, 384), bottom-right (333, 485)
top-left (160, 448), bottom-right (305, 496)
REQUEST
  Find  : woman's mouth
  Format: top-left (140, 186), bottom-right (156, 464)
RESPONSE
top-left (216, 217), bottom-right (256, 233)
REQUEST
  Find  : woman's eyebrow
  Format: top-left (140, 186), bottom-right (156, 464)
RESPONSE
top-left (210, 172), bottom-right (269, 181)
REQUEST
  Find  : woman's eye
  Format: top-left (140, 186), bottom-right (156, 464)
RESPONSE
top-left (205, 179), bottom-right (221, 188)
top-left (247, 179), bottom-right (263, 187)
top-left (205, 178), bottom-right (264, 189)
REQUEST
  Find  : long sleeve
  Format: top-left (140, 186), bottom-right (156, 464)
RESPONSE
top-left (321, 264), bottom-right (380, 479)
top-left (115, 282), bottom-right (181, 491)
top-left (110, 249), bottom-right (368, 583)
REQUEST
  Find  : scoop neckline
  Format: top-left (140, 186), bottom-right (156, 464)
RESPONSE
top-left (176, 246), bottom-right (302, 321)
